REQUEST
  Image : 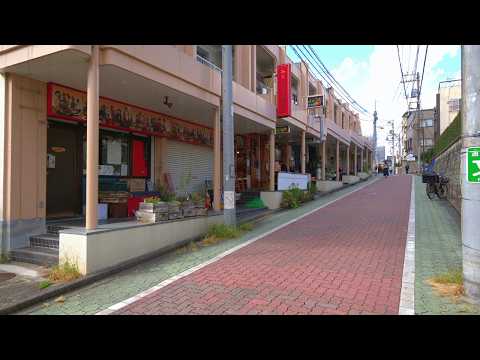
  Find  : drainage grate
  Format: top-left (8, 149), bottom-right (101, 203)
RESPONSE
top-left (0, 272), bottom-right (16, 283)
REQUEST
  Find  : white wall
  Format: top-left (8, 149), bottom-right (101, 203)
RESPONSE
top-left (0, 73), bottom-right (5, 254)
top-left (439, 85), bottom-right (461, 135)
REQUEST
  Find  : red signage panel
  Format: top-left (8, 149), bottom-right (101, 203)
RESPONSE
top-left (47, 83), bottom-right (214, 147)
top-left (276, 63), bottom-right (292, 118)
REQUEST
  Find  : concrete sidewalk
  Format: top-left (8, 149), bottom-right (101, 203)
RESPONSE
top-left (414, 176), bottom-right (480, 315)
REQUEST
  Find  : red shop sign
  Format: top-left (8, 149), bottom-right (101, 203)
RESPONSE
top-left (276, 63), bottom-right (291, 118)
top-left (47, 83), bottom-right (214, 147)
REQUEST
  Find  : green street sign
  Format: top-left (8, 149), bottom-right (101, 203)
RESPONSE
top-left (467, 147), bottom-right (480, 183)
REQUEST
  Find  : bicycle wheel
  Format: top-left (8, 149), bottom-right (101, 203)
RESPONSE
top-left (426, 183), bottom-right (435, 199)
top-left (437, 183), bottom-right (448, 199)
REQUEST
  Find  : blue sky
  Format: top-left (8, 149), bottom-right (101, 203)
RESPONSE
top-left (287, 45), bottom-right (461, 155)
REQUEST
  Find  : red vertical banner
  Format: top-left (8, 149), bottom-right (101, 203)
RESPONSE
top-left (132, 139), bottom-right (147, 177)
top-left (276, 63), bottom-right (292, 118)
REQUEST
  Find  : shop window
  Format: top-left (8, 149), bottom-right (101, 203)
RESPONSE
top-left (100, 132), bottom-right (131, 176)
top-left (83, 130), bottom-right (132, 177)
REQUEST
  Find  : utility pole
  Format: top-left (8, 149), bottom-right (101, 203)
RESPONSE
top-left (417, 72), bottom-right (425, 169)
top-left (461, 45), bottom-right (480, 301)
top-left (221, 45), bottom-right (236, 226)
top-left (373, 101), bottom-right (378, 167)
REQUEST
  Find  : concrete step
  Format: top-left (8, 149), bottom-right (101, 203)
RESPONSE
top-left (9, 247), bottom-right (59, 267)
top-left (46, 224), bottom-right (70, 235)
top-left (30, 234), bottom-right (59, 249)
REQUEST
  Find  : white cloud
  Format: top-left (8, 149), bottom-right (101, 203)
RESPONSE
top-left (329, 45), bottom-right (460, 156)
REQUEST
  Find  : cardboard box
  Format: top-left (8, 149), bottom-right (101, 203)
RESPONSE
top-left (127, 178), bottom-right (146, 192)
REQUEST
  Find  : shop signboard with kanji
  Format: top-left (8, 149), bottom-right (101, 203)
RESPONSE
top-left (467, 147), bottom-right (480, 183)
top-left (276, 63), bottom-right (291, 118)
top-left (47, 83), bottom-right (213, 147)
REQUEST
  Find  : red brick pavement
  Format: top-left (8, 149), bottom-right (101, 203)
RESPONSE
top-left (115, 176), bottom-right (412, 315)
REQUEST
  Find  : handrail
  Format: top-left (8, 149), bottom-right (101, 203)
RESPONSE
top-left (196, 54), bottom-right (222, 73)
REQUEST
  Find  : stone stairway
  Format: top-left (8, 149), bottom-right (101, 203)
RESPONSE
top-left (9, 225), bottom-right (63, 267)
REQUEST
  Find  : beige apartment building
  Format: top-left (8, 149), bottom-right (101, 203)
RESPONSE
top-left (0, 45), bottom-right (373, 272)
top-left (434, 79), bottom-right (461, 142)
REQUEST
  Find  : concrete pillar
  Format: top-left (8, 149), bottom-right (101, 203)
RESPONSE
top-left (213, 107), bottom-right (221, 211)
top-left (361, 147), bottom-right (364, 173)
top-left (257, 134), bottom-right (261, 183)
top-left (86, 45), bottom-right (99, 230)
top-left (301, 130), bottom-right (306, 174)
top-left (354, 144), bottom-right (358, 176)
top-left (346, 145), bottom-right (350, 175)
top-left (336, 139), bottom-right (340, 181)
top-left (322, 140), bottom-right (326, 181)
top-left (269, 129), bottom-right (275, 191)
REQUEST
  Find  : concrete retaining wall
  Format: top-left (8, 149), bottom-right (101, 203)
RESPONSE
top-left (59, 215), bottom-right (224, 275)
top-left (342, 175), bottom-right (360, 184)
top-left (433, 139), bottom-right (461, 212)
top-left (260, 191), bottom-right (283, 210)
top-left (317, 181), bottom-right (343, 192)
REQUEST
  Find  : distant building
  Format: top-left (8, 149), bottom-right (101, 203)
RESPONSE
top-left (376, 146), bottom-right (385, 163)
top-left (404, 108), bottom-right (435, 164)
top-left (435, 79), bottom-right (461, 143)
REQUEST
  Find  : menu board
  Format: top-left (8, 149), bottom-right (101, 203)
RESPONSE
top-left (47, 83), bottom-right (214, 147)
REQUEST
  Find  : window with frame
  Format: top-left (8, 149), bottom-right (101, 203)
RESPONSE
top-left (448, 98), bottom-right (460, 113)
top-left (421, 138), bottom-right (433, 146)
top-left (422, 118), bottom-right (433, 127)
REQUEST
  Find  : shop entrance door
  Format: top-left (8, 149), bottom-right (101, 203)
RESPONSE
top-left (46, 121), bottom-right (81, 219)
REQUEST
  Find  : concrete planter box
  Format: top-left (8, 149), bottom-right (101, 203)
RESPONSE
top-left (342, 175), bottom-right (360, 184)
top-left (59, 214), bottom-right (224, 275)
top-left (317, 181), bottom-right (343, 192)
top-left (357, 172), bottom-right (370, 180)
top-left (260, 191), bottom-right (283, 210)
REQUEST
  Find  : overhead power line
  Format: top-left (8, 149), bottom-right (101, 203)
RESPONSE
top-left (304, 45), bottom-right (370, 115)
top-left (289, 45), bottom-right (362, 113)
top-left (419, 45), bottom-right (429, 98)
top-left (289, 45), bottom-right (369, 116)
top-left (396, 45), bottom-right (409, 108)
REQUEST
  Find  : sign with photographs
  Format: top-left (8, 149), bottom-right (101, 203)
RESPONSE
top-left (47, 83), bottom-right (213, 147)
top-left (307, 95), bottom-right (323, 109)
top-left (276, 126), bottom-right (290, 134)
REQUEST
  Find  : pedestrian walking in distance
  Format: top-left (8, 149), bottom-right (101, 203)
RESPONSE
top-left (383, 165), bottom-right (389, 177)
top-left (406, 164), bottom-right (409, 174)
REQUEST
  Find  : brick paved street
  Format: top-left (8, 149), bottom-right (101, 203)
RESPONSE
top-left (23, 178), bottom-right (377, 315)
top-left (115, 176), bottom-right (412, 315)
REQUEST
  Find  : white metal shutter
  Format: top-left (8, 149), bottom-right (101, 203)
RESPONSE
top-left (166, 140), bottom-right (213, 195)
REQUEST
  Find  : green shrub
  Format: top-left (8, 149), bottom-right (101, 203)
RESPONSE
top-left (39, 280), bottom-right (52, 289)
top-left (206, 224), bottom-right (240, 239)
top-left (238, 222), bottom-right (254, 232)
top-left (0, 253), bottom-right (9, 264)
top-left (281, 186), bottom-right (304, 208)
top-left (433, 112), bottom-right (461, 157)
top-left (421, 148), bottom-right (435, 164)
top-left (49, 259), bottom-right (81, 282)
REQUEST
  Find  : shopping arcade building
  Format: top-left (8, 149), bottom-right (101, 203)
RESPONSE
top-left (0, 45), bottom-right (373, 274)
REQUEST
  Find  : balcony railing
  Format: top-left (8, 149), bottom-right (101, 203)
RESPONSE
top-left (196, 54), bottom-right (222, 73)
top-left (256, 82), bottom-right (274, 103)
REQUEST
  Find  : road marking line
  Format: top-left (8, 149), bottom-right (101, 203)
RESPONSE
top-left (399, 175), bottom-right (415, 315)
top-left (96, 177), bottom-right (380, 315)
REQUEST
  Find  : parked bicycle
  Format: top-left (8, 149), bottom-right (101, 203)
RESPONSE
top-left (422, 171), bottom-right (449, 200)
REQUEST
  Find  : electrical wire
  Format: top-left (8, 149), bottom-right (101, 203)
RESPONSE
top-left (304, 45), bottom-right (370, 115)
top-left (290, 45), bottom-right (367, 116)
